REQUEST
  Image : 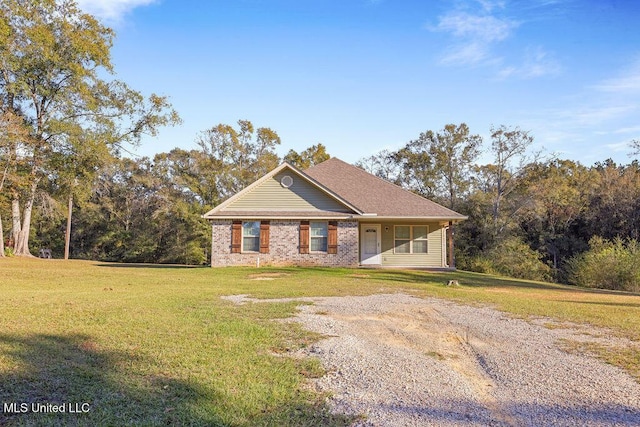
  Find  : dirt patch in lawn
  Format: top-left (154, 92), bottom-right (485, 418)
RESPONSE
top-left (247, 272), bottom-right (291, 280)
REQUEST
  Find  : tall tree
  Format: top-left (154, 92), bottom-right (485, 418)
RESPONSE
top-left (426, 123), bottom-right (482, 209)
top-left (391, 123), bottom-right (481, 207)
top-left (480, 125), bottom-right (537, 240)
top-left (393, 136), bottom-right (438, 199)
top-left (50, 130), bottom-right (113, 259)
top-left (0, 109), bottom-right (30, 256)
top-left (355, 149), bottom-right (402, 184)
top-left (284, 143), bottom-right (330, 169)
top-left (586, 160), bottom-right (640, 241)
top-left (196, 120), bottom-right (281, 202)
top-left (152, 148), bottom-right (217, 207)
top-left (69, 156), bottom-right (210, 264)
top-left (521, 159), bottom-right (596, 270)
top-left (0, 0), bottom-right (179, 256)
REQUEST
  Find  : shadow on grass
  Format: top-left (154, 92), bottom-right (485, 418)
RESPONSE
top-left (96, 263), bottom-right (205, 269)
top-left (0, 333), bottom-right (354, 427)
top-left (0, 333), bottom-right (221, 426)
top-left (558, 300), bottom-right (640, 308)
top-left (362, 269), bottom-right (640, 297)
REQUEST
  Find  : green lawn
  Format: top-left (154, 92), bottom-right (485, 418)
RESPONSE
top-left (1, 258), bottom-right (639, 426)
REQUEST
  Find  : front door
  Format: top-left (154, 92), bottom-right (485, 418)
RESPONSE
top-left (360, 224), bottom-right (381, 265)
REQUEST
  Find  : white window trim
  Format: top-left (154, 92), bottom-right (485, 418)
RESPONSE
top-left (393, 225), bottom-right (429, 254)
top-left (241, 221), bottom-right (260, 253)
top-left (310, 221), bottom-right (328, 253)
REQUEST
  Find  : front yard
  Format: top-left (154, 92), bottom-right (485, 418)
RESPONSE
top-left (0, 259), bottom-right (638, 425)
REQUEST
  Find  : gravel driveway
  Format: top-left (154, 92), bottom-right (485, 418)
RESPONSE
top-left (224, 293), bottom-right (640, 426)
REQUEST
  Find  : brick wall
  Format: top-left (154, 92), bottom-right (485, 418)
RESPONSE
top-left (210, 219), bottom-right (359, 267)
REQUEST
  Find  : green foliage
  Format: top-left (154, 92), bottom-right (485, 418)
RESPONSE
top-left (0, 0), bottom-right (179, 256)
top-left (67, 157), bottom-right (210, 264)
top-left (355, 149), bottom-right (402, 184)
top-left (284, 143), bottom-right (330, 169)
top-left (584, 161), bottom-right (640, 241)
top-left (567, 237), bottom-right (640, 292)
top-left (460, 236), bottom-right (552, 282)
top-left (457, 252), bottom-right (494, 274)
top-left (196, 119), bottom-right (281, 203)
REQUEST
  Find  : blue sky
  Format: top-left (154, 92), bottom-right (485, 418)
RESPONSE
top-left (77, 0), bottom-right (640, 166)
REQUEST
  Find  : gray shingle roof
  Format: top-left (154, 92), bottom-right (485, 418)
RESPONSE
top-left (304, 158), bottom-right (466, 220)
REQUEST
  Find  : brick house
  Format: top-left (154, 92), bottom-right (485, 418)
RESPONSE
top-left (203, 158), bottom-right (466, 268)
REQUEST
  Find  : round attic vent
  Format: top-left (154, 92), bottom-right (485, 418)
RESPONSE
top-left (280, 175), bottom-right (294, 188)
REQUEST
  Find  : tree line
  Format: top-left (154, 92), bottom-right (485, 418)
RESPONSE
top-left (2, 0), bottom-right (639, 292)
top-left (359, 124), bottom-right (640, 291)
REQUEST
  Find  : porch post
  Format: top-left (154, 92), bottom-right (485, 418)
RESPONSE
top-left (447, 221), bottom-right (455, 269)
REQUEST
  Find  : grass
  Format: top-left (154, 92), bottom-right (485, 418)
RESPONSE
top-left (0, 258), bottom-right (639, 425)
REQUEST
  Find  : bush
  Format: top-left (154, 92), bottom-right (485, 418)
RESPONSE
top-left (459, 237), bottom-right (552, 282)
top-left (567, 237), bottom-right (640, 292)
top-left (457, 254), bottom-right (496, 275)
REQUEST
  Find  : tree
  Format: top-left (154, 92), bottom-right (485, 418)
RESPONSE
top-left (520, 159), bottom-right (596, 271)
top-left (391, 123), bottom-right (481, 208)
top-left (49, 130), bottom-right (114, 259)
top-left (477, 125), bottom-right (538, 241)
top-left (630, 139), bottom-right (640, 157)
top-left (152, 148), bottom-right (217, 206)
top-left (284, 143), bottom-right (330, 169)
top-left (67, 156), bottom-right (210, 264)
top-left (585, 160), bottom-right (640, 241)
top-left (393, 137), bottom-right (438, 199)
top-left (196, 120), bottom-right (281, 203)
top-left (0, 109), bottom-right (30, 256)
top-left (355, 150), bottom-right (402, 184)
top-left (0, 0), bottom-right (179, 256)
top-left (426, 123), bottom-right (481, 209)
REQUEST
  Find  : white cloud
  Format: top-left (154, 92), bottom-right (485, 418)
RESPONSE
top-left (605, 140), bottom-right (632, 152)
top-left (76, 0), bottom-right (157, 21)
top-left (612, 126), bottom-right (640, 135)
top-left (430, 8), bottom-right (518, 67)
top-left (440, 41), bottom-right (494, 66)
top-left (593, 60), bottom-right (640, 93)
top-left (430, 1), bottom-right (567, 79)
top-left (497, 47), bottom-right (562, 79)
top-left (434, 12), bottom-right (517, 43)
top-left (559, 105), bottom-right (636, 125)
top-left (476, 0), bottom-right (506, 12)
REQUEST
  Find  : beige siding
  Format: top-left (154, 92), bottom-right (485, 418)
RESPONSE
top-left (226, 171), bottom-right (351, 212)
top-left (377, 222), bottom-right (444, 267)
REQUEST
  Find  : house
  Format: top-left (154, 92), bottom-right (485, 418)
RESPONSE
top-left (202, 158), bottom-right (466, 268)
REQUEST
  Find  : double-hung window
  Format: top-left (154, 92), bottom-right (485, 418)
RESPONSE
top-left (242, 221), bottom-right (260, 252)
top-left (310, 221), bottom-right (328, 252)
top-left (394, 225), bottom-right (428, 254)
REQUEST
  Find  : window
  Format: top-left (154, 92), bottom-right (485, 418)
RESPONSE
top-left (412, 226), bottom-right (428, 253)
top-left (394, 226), bottom-right (411, 254)
top-left (394, 225), bottom-right (429, 254)
top-left (242, 221), bottom-right (260, 252)
top-left (310, 221), bottom-right (328, 252)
